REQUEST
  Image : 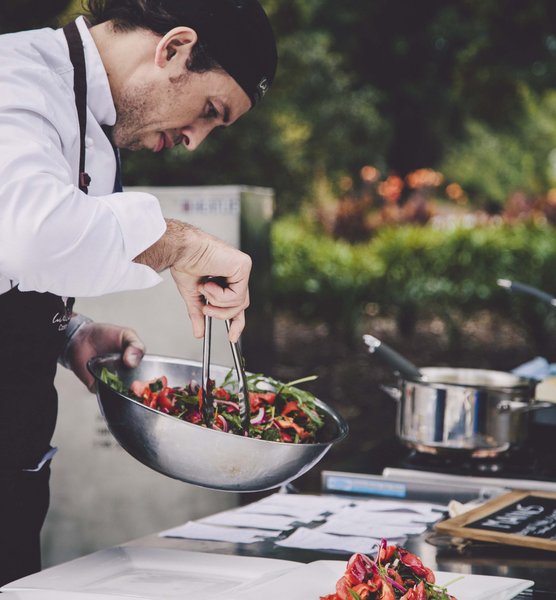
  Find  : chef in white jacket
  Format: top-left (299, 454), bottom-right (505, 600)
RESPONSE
top-left (0, 0), bottom-right (277, 585)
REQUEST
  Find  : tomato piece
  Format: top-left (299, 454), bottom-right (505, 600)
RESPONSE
top-left (130, 380), bottom-right (148, 397)
top-left (279, 430), bottom-right (293, 442)
top-left (257, 391), bottom-right (276, 403)
top-left (214, 387), bottom-right (231, 400)
top-left (249, 391), bottom-right (276, 411)
top-left (157, 389), bottom-right (173, 411)
top-left (248, 392), bottom-right (261, 411)
top-left (188, 410), bottom-right (203, 424)
top-left (130, 376), bottom-right (168, 396)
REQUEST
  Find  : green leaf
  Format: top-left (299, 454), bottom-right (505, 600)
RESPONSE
top-left (100, 368), bottom-right (127, 393)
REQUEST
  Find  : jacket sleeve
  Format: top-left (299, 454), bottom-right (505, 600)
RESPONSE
top-left (0, 105), bottom-right (167, 297)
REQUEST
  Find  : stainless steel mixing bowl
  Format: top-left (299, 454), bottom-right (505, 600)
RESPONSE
top-left (88, 354), bottom-right (349, 492)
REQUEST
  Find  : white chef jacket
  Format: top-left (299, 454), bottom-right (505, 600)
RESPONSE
top-left (0, 16), bottom-right (166, 297)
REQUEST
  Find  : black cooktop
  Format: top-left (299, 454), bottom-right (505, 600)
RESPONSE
top-left (362, 421), bottom-right (556, 483)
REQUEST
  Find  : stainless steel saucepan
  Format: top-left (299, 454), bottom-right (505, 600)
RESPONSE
top-left (364, 335), bottom-right (550, 456)
top-left (88, 354), bottom-right (348, 492)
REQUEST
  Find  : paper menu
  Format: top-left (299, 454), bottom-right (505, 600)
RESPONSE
top-left (159, 521), bottom-right (278, 544)
top-left (159, 493), bottom-right (446, 552)
top-left (275, 527), bottom-right (387, 554)
top-left (198, 511), bottom-right (297, 531)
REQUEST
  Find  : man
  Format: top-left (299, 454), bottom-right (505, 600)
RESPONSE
top-left (0, 0), bottom-right (277, 585)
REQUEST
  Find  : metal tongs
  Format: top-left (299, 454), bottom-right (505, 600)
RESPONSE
top-left (201, 312), bottom-right (250, 435)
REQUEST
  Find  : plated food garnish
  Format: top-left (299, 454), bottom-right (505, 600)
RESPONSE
top-left (100, 368), bottom-right (326, 443)
top-left (320, 540), bottom-right (458, 600)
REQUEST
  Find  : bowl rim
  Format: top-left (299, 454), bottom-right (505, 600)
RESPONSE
top-left (88, 353), bottom-right (349, 448)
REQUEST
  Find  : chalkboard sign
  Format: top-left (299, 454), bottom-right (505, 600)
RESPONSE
top-left (434, 490), bottom-right (556, 552)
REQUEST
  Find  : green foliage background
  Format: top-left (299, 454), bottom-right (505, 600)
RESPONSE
top-left (4, 0), bottom-right (556, 211)
top-left (112, 0), bottom-right (556, 212)
top-left (272, 217), bottom-right (556, 350)
top-left (4, 0), bottom-right (556, 347)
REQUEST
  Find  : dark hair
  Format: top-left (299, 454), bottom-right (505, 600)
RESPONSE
top-left (84, 0), bottom-right (277, 106)
top-left (85, 0), bottom-right (221, 73)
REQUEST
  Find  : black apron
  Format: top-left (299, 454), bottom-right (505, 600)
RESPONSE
top-left (0, 20), bottom-right (94, 585)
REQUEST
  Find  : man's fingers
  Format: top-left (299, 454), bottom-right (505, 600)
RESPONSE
top-left (122, 329), bottom-right (146, 368)
top-left (184, 296), bottom-right (206, 339)
top-left (200, 279), bottom-right (249, 308)
top-left (226, 311), bottom-right (245, 343)
top-left (122, 343), bottom-right (144, 368)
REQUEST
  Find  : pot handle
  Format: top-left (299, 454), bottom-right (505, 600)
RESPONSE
top-left (380, 384), bottom-right (402, 402)
top-left (497, 400), bottom-right (554, 414)
top-left (363, 334), bottom-right (425, 381)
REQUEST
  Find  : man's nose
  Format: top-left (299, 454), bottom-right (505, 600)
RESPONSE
top-left (181, 123), bottom-right (214, 151)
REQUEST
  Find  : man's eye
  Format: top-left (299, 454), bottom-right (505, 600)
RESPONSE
top-left (204, 103), bottom-right (219, 120)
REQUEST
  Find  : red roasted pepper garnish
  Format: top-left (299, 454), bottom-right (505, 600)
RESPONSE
top-left (387, 568), bottom-right (404, 587)
top-left (379, 581), bottom-right (396, 600)
top-left (400, 580), bottom-right (427, 600)
top-left (281, 400), bottom-right (299, 416)
top-left (344, 553), bottom-right (373, 586)
top-left (319, 540), bottom-right (455, 600)
top-left (275, 419), bottom-right (311, 440)
top-left (398, 548), bottom-right (435, 583)
top-left (378, 544), bottom-right (397, 563)
top-left (352, 583), bottom-right (376, 600)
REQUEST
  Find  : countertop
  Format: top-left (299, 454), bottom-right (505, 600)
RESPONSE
top-left (123, 510), bottom-right (556, 599)
top-left (2, 491), bottom-right (553, 598)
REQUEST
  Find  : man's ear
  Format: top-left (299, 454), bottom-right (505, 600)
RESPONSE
top-left (154, 26), bottom-right (198, 68)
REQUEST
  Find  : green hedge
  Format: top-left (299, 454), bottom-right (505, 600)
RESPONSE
top-left (271, 216), bottom-right (556, 342)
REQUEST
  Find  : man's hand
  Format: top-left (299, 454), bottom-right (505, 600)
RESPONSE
top-left (135, 219), bottom-right (252, 343)
top-left (65, 321), bottom-right (145, 392)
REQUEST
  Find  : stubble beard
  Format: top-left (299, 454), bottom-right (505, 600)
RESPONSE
top-left (112, 81), bottom-right (156, 151)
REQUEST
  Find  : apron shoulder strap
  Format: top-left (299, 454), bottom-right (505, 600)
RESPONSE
top-left (63, 20), bottom-right (90, 194)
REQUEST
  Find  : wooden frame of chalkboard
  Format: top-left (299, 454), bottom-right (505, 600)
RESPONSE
top-left (434, 490), bottom-right (556, 551)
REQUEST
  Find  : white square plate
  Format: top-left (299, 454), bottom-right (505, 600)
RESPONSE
top-left (0, 547), bottom-right (295, 600)
top-left (0, 592), bottom-right (140, 600)
top-left (227, 560), bottom-right (535, 600)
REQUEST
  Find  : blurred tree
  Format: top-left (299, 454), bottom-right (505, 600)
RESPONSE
top-left (315, 0), bottom-right (556, 175)
top-left (123, 0), bottom-right (556, 209)
top-left (441, 89), bottom-right (556, 210)
top-left (6, 0), bottom-right (556, 211)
